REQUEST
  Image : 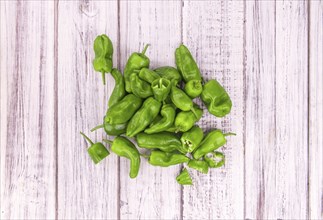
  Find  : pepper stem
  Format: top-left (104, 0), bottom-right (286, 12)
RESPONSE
top-left (103, 139), bottom-right (113, 145)
top-left (91, 124), bottom-right (104, 132)
top-left (224, 132), bottom-right (236, 137)
top-left (191, 107), bottom-right (198, 119)
top-left (80, 132), bottom-right (94, 145)
top-left (101, 72), bottom-right (106, 85)
top-left (141, 44), bottom-right (150, 55)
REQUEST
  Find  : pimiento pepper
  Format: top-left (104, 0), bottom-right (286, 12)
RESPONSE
top-left (204, 151), bottom-right (225, 168)
top-left (130, 73), bottom-right (153, 98)
top-left (174, 104), bottom-right (203, 132)
top-left (187, 160), bottom-right (209, 174)
top-left (151, 78), bottom-right (171, 102)
top-left (145, 104), bottom-right (176, 134)
top-left (138, 68), bottom-right (160, 84)
top-left (176, 168), bottom-right (193, 185)
top-left (92, 34), bottom-right (113, 85)
top-left (184, 79), bottom-right (203, 99)
top-left (105, 94), bottom-right (142, 124)
top-left (136, 132), bottom-right (181, 152)
top-left (180, 125), bottom-right (204, 153)
top-left (201, 79), bottom-right (232, 117)
top-left (104, 137), bottom-right (140, 178)
top-left (193, 129), bottom-right (235, 159)
top-left (154, 66), bottom-right (182, 86)
top-left (124, 44), bottom-right (150, 93)
top-left (80, 132), bottom-right (109, 164)
top-left (148, 150), bottom-right (189, 167)
top-left (126, 97), bottom-right (162, 137)
top-left (108, 68), bottom-right (126, 107)
top-left (170, 86), bottom-right (197, 117)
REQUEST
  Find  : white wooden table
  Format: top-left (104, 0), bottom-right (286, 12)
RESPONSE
top-left (1, 1), bottom-right (322, 219)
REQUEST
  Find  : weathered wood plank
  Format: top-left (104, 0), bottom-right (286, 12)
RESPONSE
top-left (0, 1), bottom-right (56, 219)
top-left (57, 1), bottom-right (119, 219)
top-left (182, 1), bottom-right (244, 219)
top-left (309, 1), bottom-right (323, 219)
top-left (118, 1), bottom-right (182, 219)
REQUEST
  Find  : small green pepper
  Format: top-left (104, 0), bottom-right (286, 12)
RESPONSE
top-left (176, 168), bottom-right (193, 185)
top-left (124, 44), bottom-right (150, 93)
top-left (201, 79), bottom-right (232, 117)
top-left (104, 137), bottom-right (140, 178)
top-left (174, 104), bottom-right (203, 132)
top-left (138, 68), bottom-right (160, 84)
top-left (130, 73), bottom-right (153, 98)
top-left (184, 79), bottom-right (203, 98)
top-left (151, 78), bottom-right (171, 102)
top-left (187, 160), bottom-right (209, 174)
top-left (136, 132), bottom-right (181, 152)
top-left (80, 132), bottom-right (109, 164)
top-left (180, 125), bottom-right (204, 153)
top-left (92, 34), bottom-right (113, 85)
top-left (154, 66), bottom-right (182, 85)
top-left (126, 97), bottom-right (162, 137)
top-left (108, 68), bottom-right (126, 107)
top-left (204, 151), bottom-right (225, 168)
top-left (148, 150), bottom-right (189, 167)
top-left (105, 94), bottom-right (142, 124)
top-left (170, 86), bottom-right (197, 117)
top-left (145, 104), bottom-right (175, 134)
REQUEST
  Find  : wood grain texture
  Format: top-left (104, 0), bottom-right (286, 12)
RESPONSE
top-left (56, 1), bottom-right (119, 219)
top-left (182, 1), bottom-right (244, 219)
top-left (309, 1), bottom-right (323, 219)
top-left (118, 1), bottom-right (183, 219)
top-left (0, 1), bottom-right (56, 219)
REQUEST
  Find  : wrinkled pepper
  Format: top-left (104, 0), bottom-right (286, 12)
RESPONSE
top-left (176, 168), bottom-right (193, 185)
top-left (130, 73), bottom-right (153, 98)
top-left (136, 132), bottom-right (181, 152)
top-left (80, 132), bottom-right (109, 164)
top-left (148, 150), bottom-right (189, 167)
top-left (170, 86), bottom-right (197, 117)
top-left (108, 68), bottom-right (126, 107)
top-left (138, 68), bottom-right (160, 84)
top-left (184, 79), bottom-right (203, 99)
top-left (204, 151), bottom-right (225, 168)
top-left (145, 104), bottom-right (176, 134)
top-left (151, 78), bottom-right (171, 102)
top-left (180, 125), bottom-right (204, 153)
top-left (154, 66), bottom-right (182, 86)
top-left (174, 104), bottom-right (203, 132)
top-left (188, 160), bottom-right (209, 174)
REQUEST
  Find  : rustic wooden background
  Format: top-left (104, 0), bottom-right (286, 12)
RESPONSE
top-left (1, 0), bottom-right (322, 219)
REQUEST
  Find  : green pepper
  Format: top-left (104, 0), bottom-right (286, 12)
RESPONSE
top-left (126, 97), bottom-right (162, 137)
top-left (174, 104), bottom-right (203, 132)
top-left (201, 79), bottom-right (232, 117)
top-left (105, 94), bottom-right (142, 124)
top-left (138, 68), bottom-right (160, 84)
top-left (108, 68), bottom-right (126, 107)
top-left (104, 137), bottom-right (140, 178)
top-left (204, 151), bottom-right (225, 168)
top-left (92, 34), bottom-right (113, 85)
top-left (130, 73), bottom-right (153, 98)
top-left (193, 129), bottom-right (235, 159)
top-left (176, 168), bottom-right (193, 185)
top-left (103, 121), bottom-right (127, 136)
top-left (145, 104), bottom-right (176, 134)
top-left (80, 132), bottom-right (109, 164)
top-left (124, 45), bottom-right (150, 93)
top-left (154, 66), bottom-right (182, 85)
top-left (151, 78), bottom-right (171, 102)
top-left (180, 125), bottom-right (204, 153)
top-left (187, 160), bottom-right (209, 174)
top-left (148, 150), bottom-right (189, 167)
top-left (170, 86), bottom-right (197, 117)
top-left (136, 132), bottom-right (181, 152)
top-left (184, 79), bottom-right (203, 99)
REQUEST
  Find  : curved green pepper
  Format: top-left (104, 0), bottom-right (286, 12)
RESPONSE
top-left (184, 79), bottom-right (203, 99)
top-left (180, 125), bottom-right (204, 153)
top-left (104, 122), bottom-right (127, 136)
top-left (136, 132), bottom-right (181, 152)
top-left (124, 45), bottom-right (150, 93)
top-left (108, 68), bottom-right (126, 107)
top-left (151, 78), bottom-right (171, 102)
top-left (201, 79), bottom-right (232, 117)
top-left (130, 73), bottom-right (153, 98)
top-left (126, 97), bottom-right (162, 137)
top-left (138, 68), bottom-right (160, 84)
top-left (204, 151), bottom-right (225, 168)
top-left (104, 137), bottom-right (140, 178)
top-left (154, 66), bottom-right (182, 85)
top-left (176, 168), bottom-right (193, 185)
top-left (92, 34), bottom-right (113, 85)
top-left (148, 150), bottom-right (189, 167)
top-left (80, 132), bottom-right (109, 164)
top-left (170, 86), bottom-right (197, 117)
top-left (188, 160), bottom-right (209, 174)
top-left (145, 104), bottom-right (175, 134)
top-left (105, 94), bottom-right (142, 124)
top-left (174, 104), bottom-right (203, 132)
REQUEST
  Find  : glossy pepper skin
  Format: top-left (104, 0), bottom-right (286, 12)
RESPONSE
top-left (92, 34), bottom-right (113, 85)
top-left (154, 66), bottom-right (182, 86)
top-left (176, 168), bottom-right (193, 185)
top-left (130, 73), bottom-right (153, 98)
top-left (175, 104), bottom-right (203, 132)
top-left (151, 78), bottom-right (171, 102)
top-left (108, 68), bottom-right (126, 107)
top-left (180, 125), bottom-right (204, 153)
top-left (80, 132), bottom-right (109, 164)
top-left (201, 79), bottom-right (232, 117)
top-left (138, 68), bottom-right (160, 84)
top-left (204, 151), bottom-right (225, 168)
top-left (104, 121), bottom-right (127, 136)
top-left (184, 79), bottom-right (203, 98)
top-left (188, 160), bottom-right (209, 174)
top-left (126, 97), bottom-right (162, 137)
top-left (170, 86), bottom-right (196, 115)
top-left (148, 150), bottom-right (189, 167)
top-left (136, 132), bottom-right (181, 152)
top-left (145, 104), bottom-right (176, 134)
top-left (104, 137), bottom-right (140, 178)
top-left (105, 94), bottom-right (142, 124)
top-left (124, 45), bottom-right (150, 93)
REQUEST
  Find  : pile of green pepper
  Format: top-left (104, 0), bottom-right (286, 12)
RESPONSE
top-left (80, 34), bottom-right (235, 185)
